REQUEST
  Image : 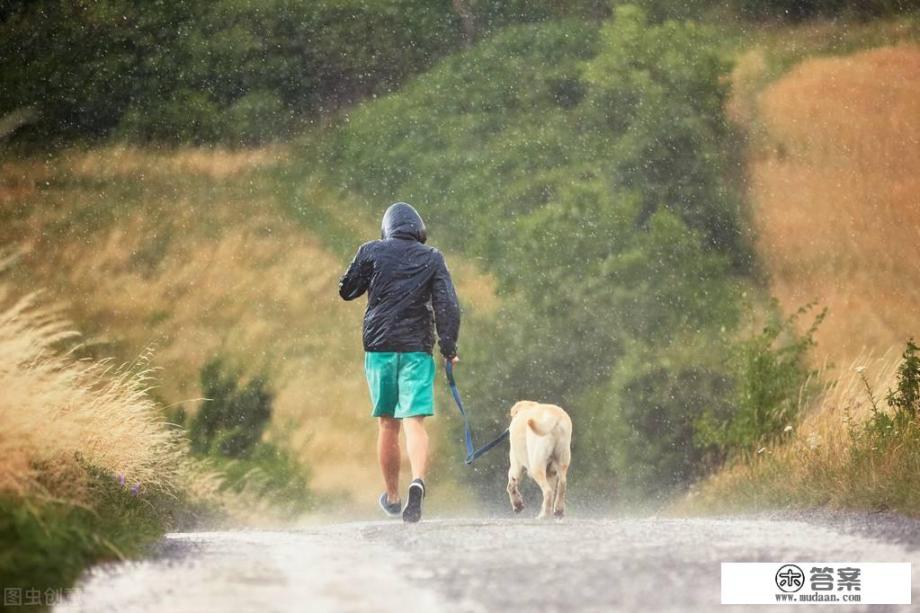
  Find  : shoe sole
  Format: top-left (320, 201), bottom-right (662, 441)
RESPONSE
top-left (402, 483), bottom-right (424, 523)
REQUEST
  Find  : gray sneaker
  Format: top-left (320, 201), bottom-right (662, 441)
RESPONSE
top-left (402, 479), bottom-right (425, 523)
top-left (378, 493), bottom-right (402, 518)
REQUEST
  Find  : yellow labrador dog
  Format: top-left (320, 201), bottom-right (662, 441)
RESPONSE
top-left (506, 401), bottom-right (572, 519)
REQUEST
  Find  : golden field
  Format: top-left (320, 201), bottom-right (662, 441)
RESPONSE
top-left (741, 44), bottom-right (920, 370)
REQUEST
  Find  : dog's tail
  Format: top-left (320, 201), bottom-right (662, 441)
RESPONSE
top-left (527, 415), bottom-right (560, 437)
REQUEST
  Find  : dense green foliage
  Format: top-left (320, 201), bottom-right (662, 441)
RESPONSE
top-left (3, 1), bottom-right (914, 144)
top-left (0, 0), bottom-right (463, 143)
top-left (0, 0), bottom-right (613, 144)
top-left (730, 0), bottom-right (919, 20)
top-left (627, 0), bottom-right (919, 20)
top-left (585, 342), bottom-right (736, 498)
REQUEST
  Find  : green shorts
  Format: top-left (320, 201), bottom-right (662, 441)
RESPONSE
top-left (364, 351), bottom-right (435, 419)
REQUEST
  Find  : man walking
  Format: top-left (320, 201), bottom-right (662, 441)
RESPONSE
top-left (339, 202), bottom-right (460, 523)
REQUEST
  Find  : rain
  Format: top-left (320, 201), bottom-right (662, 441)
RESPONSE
top-left (1, 1), bottom-right (919, 610)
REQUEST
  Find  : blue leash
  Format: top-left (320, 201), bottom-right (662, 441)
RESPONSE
top-left (444, 360), bottom-right (510, 465)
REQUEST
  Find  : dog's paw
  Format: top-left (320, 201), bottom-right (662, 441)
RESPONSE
top-left (553, 508), bottom-right (565, 520)
top-left (512, 502), bottom-right (525, 514)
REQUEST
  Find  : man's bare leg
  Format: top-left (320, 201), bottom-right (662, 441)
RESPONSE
top-left (403, 416), bottom-right (428, 481)
top-left (377, 417), bottom-right (401, 502)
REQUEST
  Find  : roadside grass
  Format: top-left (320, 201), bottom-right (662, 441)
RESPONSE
top-left (679, 347), bottom-right (920, 517)
top-left (0, 465), bottom-right (179, 599)
top-left (0, 282), bottom-right (188, 601)
top-left (0, 273), bottom-right (305, 601)
top-left (0, 286), bottom-right (183, 496)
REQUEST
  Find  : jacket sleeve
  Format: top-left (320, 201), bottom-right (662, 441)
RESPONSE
top-left (431, 251), bottom-right (461, 359)
top-left (339, 244), bottom-right (372, 301)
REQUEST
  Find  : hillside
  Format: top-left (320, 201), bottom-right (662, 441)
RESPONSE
top-left (737, 43), bottom-right (920, 369)
top-left (0, 146), bottom-right (494, 508)
top-left (3, 11), bottom-right (919, 517)
top-left (680, 39), bottom-right (920, 516)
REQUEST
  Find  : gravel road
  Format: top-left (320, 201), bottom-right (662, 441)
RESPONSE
top-left (56, 513), bottom-right (919, 613)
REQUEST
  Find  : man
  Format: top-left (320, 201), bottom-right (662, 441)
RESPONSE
top-left (339, 202), bottom-right (460, 523)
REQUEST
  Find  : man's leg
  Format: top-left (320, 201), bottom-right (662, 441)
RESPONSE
top-left (402, 416), bottom-right (428, 481)
top-left (377, 417), bottom-right (401, 502)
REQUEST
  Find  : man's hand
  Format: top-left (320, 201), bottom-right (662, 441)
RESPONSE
top-left (448, 356), bottom-right (459, 364)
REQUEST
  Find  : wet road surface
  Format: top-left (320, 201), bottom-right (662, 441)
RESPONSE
top-left (57, 513), bottom-right (920, 612)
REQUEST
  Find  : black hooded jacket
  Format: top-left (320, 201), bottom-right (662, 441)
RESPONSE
top-left (339, 202), bottom-right (460, 359)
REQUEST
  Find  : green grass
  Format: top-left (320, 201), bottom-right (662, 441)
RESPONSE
top-left (0, 463), bottom-right (190, 609)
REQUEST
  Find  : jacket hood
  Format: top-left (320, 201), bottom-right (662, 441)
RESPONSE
top-left (381, 202), bottom-right (427, 243)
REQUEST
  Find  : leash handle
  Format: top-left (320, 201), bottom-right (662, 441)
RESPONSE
top-left (445, 359), bottom-right (476, 462)
top-left (444, 359), bottom-right (509, 465)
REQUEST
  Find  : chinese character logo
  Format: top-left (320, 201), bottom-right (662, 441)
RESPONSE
top-left (775, 564), bottom-right (805, 593)
top-left (4, 587), bottom-right (22, 607)
top-left (810, 566), bottom-right (835, 591)
top-left (837, 567), bottom-right (861, 591)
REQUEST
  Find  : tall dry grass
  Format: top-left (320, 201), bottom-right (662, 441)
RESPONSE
top-left (0, 283), bottom-right (183, 499)
top-left (741, 44), bottom-right (920, 371)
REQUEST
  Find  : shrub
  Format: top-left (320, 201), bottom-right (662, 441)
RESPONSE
top-left (215, 439), bottom-right (312, 515)
top-left (885, 338), bottom-right (920, 421)
top-left (584, 4), bottom-right (746, 264)
top-left (186, 359), bottom-right (311, 513)
top-left (590, 346), bottom-right (736, 500)
top-left (697, 303), bottom-right (825, 453)
top-left (838, 339), bottom-right (920, 512)
top-left (860, 338), bottom-right (920, 450)
top-left (0, 460), bottom-right (184, 594)
top-left (189, 359), bottom-right (272, 459)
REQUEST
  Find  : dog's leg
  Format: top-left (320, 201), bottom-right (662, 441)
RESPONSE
top-left (507, 462), bottom-right (525, 513)
top-left (547, 464), bottom-right (558, 514)
top-left (553, 464), bottom-right (568, 518)
top-left (531, 466), bottom-right (554, 519)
